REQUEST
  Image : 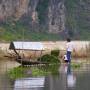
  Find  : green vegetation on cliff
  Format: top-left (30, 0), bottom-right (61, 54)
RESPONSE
top-left (0, 20), bottom-right (63, 41)
top-left (65, 0), bottom-right (90, 40)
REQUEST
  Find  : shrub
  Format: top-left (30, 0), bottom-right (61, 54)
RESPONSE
top-left (49, 55), bottom-right (60, 64)
top-left (38, 54), bottom-right (50, 62)
top-left (38, 54), bottom-right (60, 64)
top-left (51, 49), bottom-right (60, 57)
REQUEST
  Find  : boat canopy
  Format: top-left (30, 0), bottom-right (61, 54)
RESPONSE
top-left (9, 41), bottom-right (45, 50)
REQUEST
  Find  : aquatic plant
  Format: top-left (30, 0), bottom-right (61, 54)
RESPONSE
top-left (8, 66), bottom-right (27, 80)
top-left (71, 63), bottom-right (81, 69)
top-left (38, 54), bottom-right (60, 64)
top-left (8, 64), bottom-right (60, 80)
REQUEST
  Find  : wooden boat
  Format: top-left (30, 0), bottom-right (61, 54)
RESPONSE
top-left (16, 58), bottom-right (48, 65)
top-left (9, 41), bottom-right (46, 65)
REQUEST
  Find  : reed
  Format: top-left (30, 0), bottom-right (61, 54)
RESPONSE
top-left (0, 41), bottom-right (90, 59)
top-left (85, 42), bottom-right (90, 57)
top-left (0, 48), bottom-right (6, 59)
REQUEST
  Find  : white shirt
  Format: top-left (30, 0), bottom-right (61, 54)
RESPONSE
top-left (66, 42), bottom-right (74, 52)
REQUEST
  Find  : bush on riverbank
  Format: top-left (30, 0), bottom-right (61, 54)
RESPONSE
top-left (38, 49), bottom-right (60, 64)
top-left (38, 54), bottom-right (60, 64)
top-left (51, 49), bottom-right (60, 57)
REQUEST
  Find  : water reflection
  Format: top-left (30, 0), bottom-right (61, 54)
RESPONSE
top-left (13, 65), bottom-right (60, 90)
top-left (0, 59), bottom-right (90, 90)
top-left (44, 63), bottom-right (76, 90)
top-left (14, 77), bottom-right (45, 90)
top-left (66, 63), bottom-right (76, 88)
top-left (0, 59), bottom-right (20, 90)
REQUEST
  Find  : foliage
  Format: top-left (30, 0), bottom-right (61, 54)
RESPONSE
top-left (0, 19), bottom-right (63, 41)
top-left (31, 65), bottom-right (59, 76)
top-left (71, 63), bottom-right (81, 69)
top-left (31, 67), bottom-right (49, 76)
top-left (0, 20), bottom-right (27, 41)
top-left (38, 64), bottom-right (60, 75)
top-left (38, 54), bottom-right (60, 64)
top-left (8, 65), bottom-right (60, 80)
top-left (51, 49), bottom-right (60, 57)
top-left (8, 66), bottom-right (27, 80)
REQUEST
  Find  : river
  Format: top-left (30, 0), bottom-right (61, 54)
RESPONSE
top-left (0, 59), bottom-right (90, 90)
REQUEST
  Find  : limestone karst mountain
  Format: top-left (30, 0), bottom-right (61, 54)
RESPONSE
top-left (0, 0), bottom-right (90, 41)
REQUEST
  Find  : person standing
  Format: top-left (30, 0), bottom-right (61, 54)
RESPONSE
top-left (66, 38), bottom-right (75, 63)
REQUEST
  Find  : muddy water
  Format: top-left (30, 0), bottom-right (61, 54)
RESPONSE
top-left (0, 59), bottom-right (90, 90)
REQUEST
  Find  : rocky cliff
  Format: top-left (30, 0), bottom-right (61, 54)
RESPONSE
top-left (65, 0), bottom-right (90, 39)
top-left (0, 0), bottom-right (90, 41)
top-left (0, 0), bottom-right (29, 20)
top-left (0, 0), bottom-right (65, 33)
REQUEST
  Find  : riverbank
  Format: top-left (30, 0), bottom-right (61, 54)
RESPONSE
top-left (0, 41), bottom-right (90, 59)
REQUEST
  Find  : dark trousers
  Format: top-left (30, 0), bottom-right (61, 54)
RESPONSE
top-left (66, 51), bottom-right (71, 63)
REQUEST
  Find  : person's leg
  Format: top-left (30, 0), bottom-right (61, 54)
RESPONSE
top-left (66, 51), bottom-right (71, 63)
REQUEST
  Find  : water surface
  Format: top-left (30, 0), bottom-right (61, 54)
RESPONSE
top-left (0, 59), bottom-right (90, 90)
